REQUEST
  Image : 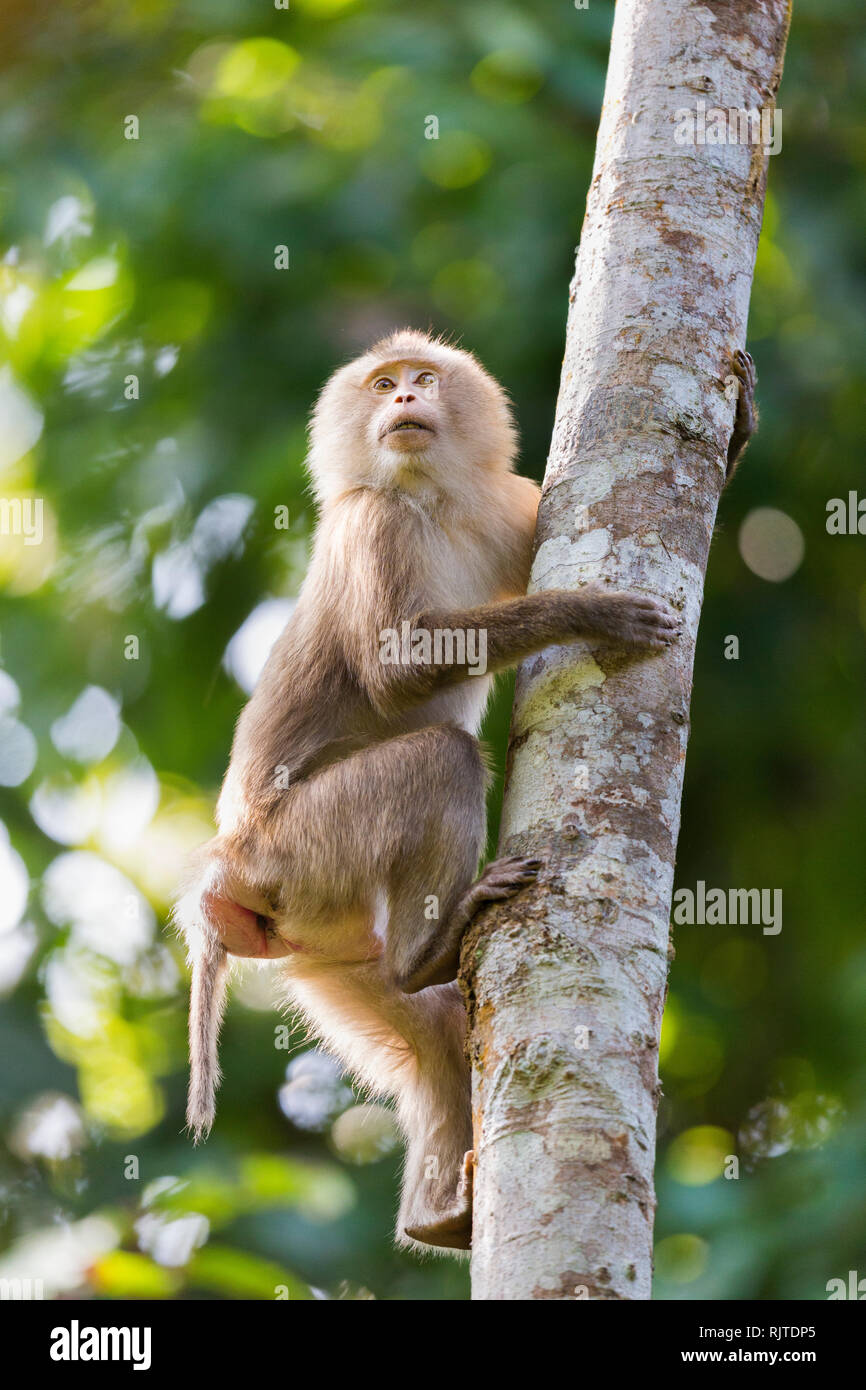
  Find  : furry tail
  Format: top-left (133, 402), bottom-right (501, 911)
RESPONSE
top-left (186, 936), bottom-right (229, 1143)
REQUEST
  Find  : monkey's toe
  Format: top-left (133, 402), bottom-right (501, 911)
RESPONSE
top-left (456, 855), bottom-right (541, 919)
top-left (476, 854), bottom-right (542, 895)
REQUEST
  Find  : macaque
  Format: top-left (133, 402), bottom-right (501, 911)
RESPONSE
top-left (175, 328), bottom-right (753, 1253)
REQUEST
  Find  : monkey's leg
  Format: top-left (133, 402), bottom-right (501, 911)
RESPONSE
top-left (194, 728), bottom-right (488, 1245)
top-left (398, 854), bottom-right (542, 994)
top-left (258, 722), bottom-right (490, 995)
top-left (398, 1015), bottom-right (475, 1253)
top-left (726, 348), bottom-right (757, 480)
top-left (373, 726), bottom-right (494, 992)
top-left (287, 962), bottom-right (474, 1252)
top-left (185, 723), bottom-right (488, 1035)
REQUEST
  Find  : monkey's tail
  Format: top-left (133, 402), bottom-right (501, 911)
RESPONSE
top-left (186, 936), bottom-right (229, 1144)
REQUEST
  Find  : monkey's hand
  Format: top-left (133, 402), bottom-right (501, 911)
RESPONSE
top-left (577, 588), bottom-right (681, 651)
top-left (726, 347), bottom-right (757, 481)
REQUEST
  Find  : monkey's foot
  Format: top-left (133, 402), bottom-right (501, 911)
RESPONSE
top-left (463, 854), bottom-right (542, 912)
top-left (726, 347), bottom-right (757, 477)
top-left (591, 592), bottom-right (681, 651)
top-left (404, 1208), bottom-right (471, 1251)
top-left (404, 1151), bottom-right (475, 1252)
top-left (399, 858), bottom-right (542, 992)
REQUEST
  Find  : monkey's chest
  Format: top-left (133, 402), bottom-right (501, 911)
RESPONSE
top-left (420, 529), bottom-right (493, 611)
top-left (396, 680), bottom-right (493, 739)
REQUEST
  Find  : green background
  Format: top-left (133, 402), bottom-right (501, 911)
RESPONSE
top-left (0, 0), bottom-right (863, 1301)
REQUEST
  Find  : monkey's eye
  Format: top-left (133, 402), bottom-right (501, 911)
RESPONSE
top-left (416, 371), bottom-right (437, 389)
top-left (372, 377), bottom-right (395, 392)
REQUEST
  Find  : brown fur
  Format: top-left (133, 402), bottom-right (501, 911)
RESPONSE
top-left (726, 348), bottom-right (758, 480)
top-left (174, 329), bottom-right (679, 1251)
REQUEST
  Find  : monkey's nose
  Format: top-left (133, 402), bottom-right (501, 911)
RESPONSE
top-left (394, 392), bottom-right (416, 404)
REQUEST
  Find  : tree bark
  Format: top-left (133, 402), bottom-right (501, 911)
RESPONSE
top-left (461, 0), bottom-right (791, 1302)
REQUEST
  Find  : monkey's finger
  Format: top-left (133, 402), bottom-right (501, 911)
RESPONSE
top-left (619, 607), bottom-right (681, 642)
top-left (616, 593), bottom-right (678, 619)
top-left (732, 348), bottom-right (756, 389)
top-left (628, 622), bottom-right (681, 648)
top-left (638, 619), bottom-right (681, 638)
top-left (636, 608), bottom-right (680, 629)
top-left (637, 622), bottom-right (681, 642)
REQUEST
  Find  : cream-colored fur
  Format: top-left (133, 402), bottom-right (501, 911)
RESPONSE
top-left (175, 329), bottom-right (679, 1253)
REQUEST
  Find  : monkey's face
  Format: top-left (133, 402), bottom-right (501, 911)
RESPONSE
top-left (308, 330), bottom-right (518, 503)
top-left (369, 363), bottom-right (440, 457)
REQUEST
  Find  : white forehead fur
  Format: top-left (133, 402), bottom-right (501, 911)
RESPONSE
top-left (306, 329), bottom-right (518, 506)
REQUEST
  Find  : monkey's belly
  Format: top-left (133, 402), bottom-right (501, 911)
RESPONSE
top-left (402, 677), bottom-right (492, 737)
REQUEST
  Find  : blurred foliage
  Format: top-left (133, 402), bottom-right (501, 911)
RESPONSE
top-left (0, 0), bottom-right (863, 1301)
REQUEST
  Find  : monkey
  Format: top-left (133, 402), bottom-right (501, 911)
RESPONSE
top-left (175, 329), bottom-right (755, 1253)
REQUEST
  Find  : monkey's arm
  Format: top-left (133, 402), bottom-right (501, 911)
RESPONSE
top-left (725, 349), bottom-right (757, 482)
top-left (370, 586), bottom-right (679, 709)
top-left (488, 472), bottom-right (542, 598)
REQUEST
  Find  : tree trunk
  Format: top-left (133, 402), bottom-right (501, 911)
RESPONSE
top-left (461, 0), bottom-right (791, 1302)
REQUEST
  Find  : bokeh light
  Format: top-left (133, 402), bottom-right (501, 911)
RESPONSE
top-left (738, 507), bottom-right (805, 582)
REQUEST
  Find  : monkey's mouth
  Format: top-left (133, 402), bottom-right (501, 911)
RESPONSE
top-left (384, 419), bottom-right (433, 436)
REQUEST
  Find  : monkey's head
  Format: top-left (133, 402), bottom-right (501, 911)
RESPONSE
top-left (307, 329), bottom-right (518, 503)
